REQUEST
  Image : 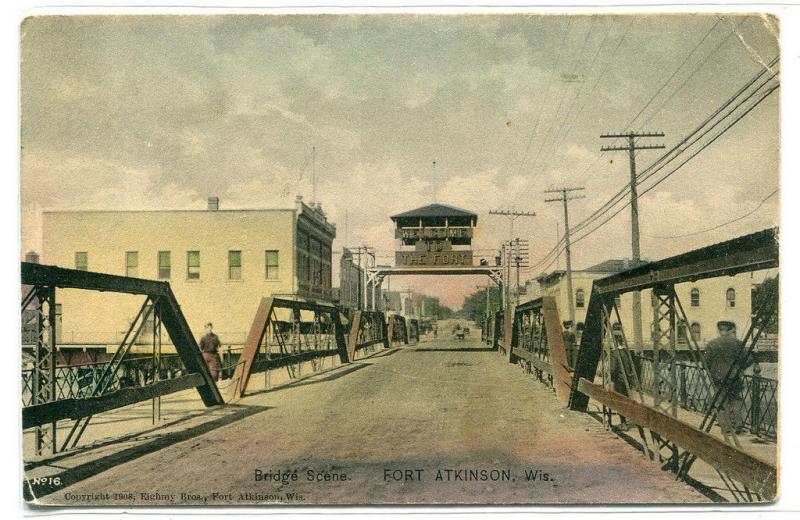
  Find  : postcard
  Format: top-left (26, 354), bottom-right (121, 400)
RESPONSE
top-left (20, 12), bottom-right (779, 506)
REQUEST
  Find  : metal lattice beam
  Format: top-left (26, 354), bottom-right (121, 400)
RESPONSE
top-left (21, 262), bottom-right (224, 457)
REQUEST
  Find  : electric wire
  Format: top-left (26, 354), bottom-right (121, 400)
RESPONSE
top-left (524, 66), bottom-right (778, 274)
top-left (641, 188), bottom-right (778, 239)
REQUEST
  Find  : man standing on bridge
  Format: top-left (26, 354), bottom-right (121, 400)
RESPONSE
top-left (562, 320), bottom-right (577, 369)
top-left (705, 320), bottom-right (751, 435)
top-left (199, 322), bottom-right (222, 381)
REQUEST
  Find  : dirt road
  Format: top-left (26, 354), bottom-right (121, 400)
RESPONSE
top-left (32, 337), bottom-right (709, 505)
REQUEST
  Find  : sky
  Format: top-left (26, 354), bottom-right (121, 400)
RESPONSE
top-left (20, 14), bottom-right (780, 309)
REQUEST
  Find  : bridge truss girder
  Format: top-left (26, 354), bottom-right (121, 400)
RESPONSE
top-left (567, 228), bottom-right (779, 501)
top-left (21, 262), bottom-right (224, 459)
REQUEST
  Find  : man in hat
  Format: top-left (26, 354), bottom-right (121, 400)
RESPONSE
top-left (199, 322), bottom-right (222, 381)
top-left (562, 321), bottom-right (577, 369)
top-left (705, 320), bottom-right (751, 435)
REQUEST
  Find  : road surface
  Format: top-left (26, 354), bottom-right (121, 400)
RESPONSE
top-left (29, 336), bottom-right (709, 505)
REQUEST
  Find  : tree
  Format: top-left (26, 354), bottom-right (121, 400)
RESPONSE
top-left (411, 293), bottom-right (454, 320)
top-left (461, 286), bottom-right (502, 324)
top-left (751, 276), bottom-right (779, 333)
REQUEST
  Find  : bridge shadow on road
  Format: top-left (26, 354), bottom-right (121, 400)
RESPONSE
top-left (245, 363), bottom-right (374, 398)
top-left (584, 411), bottom-right (727, 503)
top-left (24, 403), bottom-right (270, 503)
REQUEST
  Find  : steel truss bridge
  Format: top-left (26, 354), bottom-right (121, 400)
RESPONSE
top-left (21, 229), bottom-right (778, 503)
top-left (486, 228), bottom-right (778, 501)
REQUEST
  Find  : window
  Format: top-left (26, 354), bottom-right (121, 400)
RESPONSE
top-left (309, 237), bottom-right (320, 286)
top-left (265, 250), bottom-right (279, 280)
top-left (677, 321), bottom-right (688, 344)
top-left (228, 250), bottom-right (242, 280)
top-left (690, 322), bottom-right (701, 342)
top-left (726, 288), bottom-right (736, 308)
top-left (187, 251), bottom-right (200, 279)
top-left (125, 251), bottom-right (139, 277)
top-left (575, 289), bottom-right (585, 308)
top-left (158, 251), bottom-right (171, 279)
top-left (296, 231), bottom-right (310, 287)
top-left (690, 288), bottom-right (700, 307)
top-left (75, 252), bottom-right (88, 271)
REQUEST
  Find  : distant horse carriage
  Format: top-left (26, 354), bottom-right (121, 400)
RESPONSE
top-left (453, 323), bottom-right (470, 341)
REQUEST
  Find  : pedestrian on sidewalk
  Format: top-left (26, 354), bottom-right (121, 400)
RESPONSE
top-left (199, 322), bottom-right (222, 381)
top-left (705, 320), bottom-right (751, 435)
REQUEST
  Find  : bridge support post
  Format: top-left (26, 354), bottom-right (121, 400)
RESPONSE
top-left (542, 297), bottom-right (572, 405)
top-left (492, 310), bottom-right (502, 351)
top-left (504, 306), bottom-right (516, 363)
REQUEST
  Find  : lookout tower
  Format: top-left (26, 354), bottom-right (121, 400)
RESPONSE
top-left (390, 203), bottom-right (478, 267)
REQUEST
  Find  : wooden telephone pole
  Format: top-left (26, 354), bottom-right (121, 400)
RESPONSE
top-left (600, 131), bottom-right (665, 349)
top-left (545, 187), bottom-right (585, 329)
top-left (489, 209), bottom-right (536, 309)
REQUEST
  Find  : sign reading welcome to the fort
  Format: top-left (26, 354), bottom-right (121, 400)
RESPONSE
top-left (391, 204), bottom-right (478, 267)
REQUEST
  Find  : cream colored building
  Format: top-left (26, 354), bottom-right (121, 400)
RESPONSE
top-left (39, 197), bottom-right (335, 351)
top-left (529, 259), bottom-right (753, 348)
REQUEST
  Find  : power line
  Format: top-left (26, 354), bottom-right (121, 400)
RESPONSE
top-left (642, 189), bottom-right (778, 239)
top-left (570, 57), bottom-right (778, 238)
top-left (570, 17), bottom-right (747, 190)
top-left (634, 17), bottom-right (750, 133)
top-left (599, 131), bottom-right (666, 347)
top-left (489, 209), bottom-right (536, 308)
top-left (625, 18), bottom-right (722, 131)
top-left (509, 18), bottom-right (573, 180)
top-left (525, 64), bottom-right (779, 275)
top-left (528, 17), bottom-right (598, 178)
top-left (548, 19), bottom-right (636, 190)
top-left (570, 81), bottom-right (779, 247)
top-left (538, 16), bottom-right (614, 175)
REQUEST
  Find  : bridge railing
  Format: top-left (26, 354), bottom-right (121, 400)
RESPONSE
top-left (21, 354), bottom-right (188, 407)
top-left (631, 354), bottom-right (777, 439)
top-left (227, 301), bottom-right (405, 399)
top-left (387, 314), bottom-right (409, 347)
top-left (492, 310), bottom-right (504, 351)
top-left (348, 310), bottom-right (389, 361)
top-left (20, 262), bottom-right (223, 459)
top-left (504, 296), bottom-right (573, 405)
top-left (228, 297), bottom-right (351, 399)
top-left (567, 228), bottom-right (778, 501)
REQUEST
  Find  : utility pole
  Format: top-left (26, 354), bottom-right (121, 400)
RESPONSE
top-left (600, 131), bottom-right (665, 350)
top-left (489, 209), bottom-right (536, 310)
top-left (511, 238), bottom-right (529, 306)
top-left (545, 187), bottom-right (585, 330)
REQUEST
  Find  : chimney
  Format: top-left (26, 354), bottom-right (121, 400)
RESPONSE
top-left (25, 251), bottom-right (40, 264)
top-left (208, 197), bottom-right (219, 211)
